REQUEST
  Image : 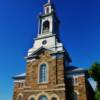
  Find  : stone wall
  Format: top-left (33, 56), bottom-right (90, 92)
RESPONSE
top-left (13, 50), bottom-right (94, 100)
top-left (13, 50), bottom-right (66, 100)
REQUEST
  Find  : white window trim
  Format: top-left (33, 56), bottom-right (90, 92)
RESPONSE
top-left (73, 76), bottom-right (79, 86)
top-left (50, 94), bottom-right (60, 100)
top-left (74, 90), bottom-right (79, 95)
top-left (28, 95), bottom-right (36, 100)
top-left (17, 93), bottom-right (23, 100)
top-left (73, 91), bottom-right (79, 100)
top-left (38, 62), bottom-right (49, 84)
top-left (36, 92), bottom-right (49, 100)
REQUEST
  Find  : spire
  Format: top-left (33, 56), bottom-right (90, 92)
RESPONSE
top-left (48, 0), bottom-right (51, 3)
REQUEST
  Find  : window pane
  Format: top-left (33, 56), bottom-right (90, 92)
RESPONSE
top-left (74, 92), bottom-right (77, 100)
top-left (39, 96), bottom-right (48, 100)
top-left (39, 64), bottom-right (47, 83)
top-left (30, 97), bottom-right (35, 100)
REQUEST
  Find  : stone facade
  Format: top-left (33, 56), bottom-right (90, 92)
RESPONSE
top-left (13, 50), bottom-right (94, 100)
top-left (66, 76), bottom-right (87, 100)
top-left (13, 50), bottom-right (66, 100)
top-left (12, 0), bottom-right (94, 100)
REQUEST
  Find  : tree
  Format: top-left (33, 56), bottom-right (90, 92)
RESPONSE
top-left (95, 90), bottom-right (100, 100)
top-left (88, 62), bottom-right (100, 90)
top-left (88, 62), bottom-right (100, 100)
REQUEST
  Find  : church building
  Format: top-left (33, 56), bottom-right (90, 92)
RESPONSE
top-left (12, 0), bottom-right (94, 100)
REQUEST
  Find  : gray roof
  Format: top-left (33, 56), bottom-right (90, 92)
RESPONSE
top-left (13, 66), bottom-right (87, 80)
top-left (13, 73), bottom-right (26, 80)
top-left (66, 66), bottom-right (87, 74)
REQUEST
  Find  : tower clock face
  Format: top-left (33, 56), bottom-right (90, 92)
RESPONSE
top-left (42, 40), bottom-right (47, 45)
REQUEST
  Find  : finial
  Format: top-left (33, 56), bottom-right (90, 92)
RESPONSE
top-left (48, 0), bottom-right (51, 3)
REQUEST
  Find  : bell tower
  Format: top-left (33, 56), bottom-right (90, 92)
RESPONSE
top-left (28, 0), bottom-right (62, 56)
top-left (38, 0), bottom-right (60, 37)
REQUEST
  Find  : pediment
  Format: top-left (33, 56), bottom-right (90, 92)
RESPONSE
top-left (26, 46), bottom-right (53, 59)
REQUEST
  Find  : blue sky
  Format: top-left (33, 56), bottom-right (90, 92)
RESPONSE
top-left (0, 0), bottom-right (100, 100)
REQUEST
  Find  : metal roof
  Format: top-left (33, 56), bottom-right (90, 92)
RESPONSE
top-left (12, 73), bottom-right (26, 80)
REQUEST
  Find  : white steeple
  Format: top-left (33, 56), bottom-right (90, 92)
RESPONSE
top-left (48, 0), bottom-right (51, 3)
top-left (28, 0), bottom-right (63, 56)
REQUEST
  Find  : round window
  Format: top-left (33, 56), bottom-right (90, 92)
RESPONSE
top-left (42, 40), bottom-right (47, 45)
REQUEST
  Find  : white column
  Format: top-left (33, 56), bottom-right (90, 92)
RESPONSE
top-left (38, 17), bottom-right (40, 36)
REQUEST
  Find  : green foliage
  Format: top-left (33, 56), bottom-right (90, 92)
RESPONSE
top-left (95, 90), bottom-right (100, 100)
top-left (88, 62), bottom-right (100, 100)
top-left (88, 62), bottom-right (100, 90)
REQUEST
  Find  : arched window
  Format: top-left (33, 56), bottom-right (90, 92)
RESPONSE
top-left (39, 63), bottom-right (48, 83)
top-left (28, 95), bottom-right (36, 100)
top-left (30, 97), bottom-right (35, 100)
top-left (46, 7), bottom-right (49, 13)
top-left (18, 95), bottom-right (23, 100)
top-left (39, 95), bottom-right (48, 100)
top-left (51, 97), bottom-right (57, 100)
top-left (43, 21), bottom-right (50, 33)
top-left (73, 92), bottom-right (78, 100)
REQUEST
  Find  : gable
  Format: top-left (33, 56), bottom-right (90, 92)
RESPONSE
top-left (26, 46), bottom-right (54, 60)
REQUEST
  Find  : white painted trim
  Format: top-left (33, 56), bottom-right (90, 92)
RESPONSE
top-left (38, 17), bottom-right (40, 35)
top-left (73, 91), bottom-right (79, 100)
top-left (28, 95), bottom-right (36, 100)
top-left (24, 88), bottom-right (65, 92)
top-left (17, 93), bottom-right (23, 100)
top-left (67, 73), bottom-right (85, 78)
top-left (27, 92), bottom-right (60, 100)
top-left (14, 80), bottom-right (25, 83)
top-left (50, 94), bottom-right (60, 100)
top-left (73, 76), bottom-right (79, 86)
top-left (48, 0), bottom-right (51, 3)
top-left (38, 62), bottom-right (49, 84)
top-left (74, 90), bottom-right (79, 95)
top-left (36, 92), bottom-right (50, 100)
top-left (26, 59), bottom-right (36, 62)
